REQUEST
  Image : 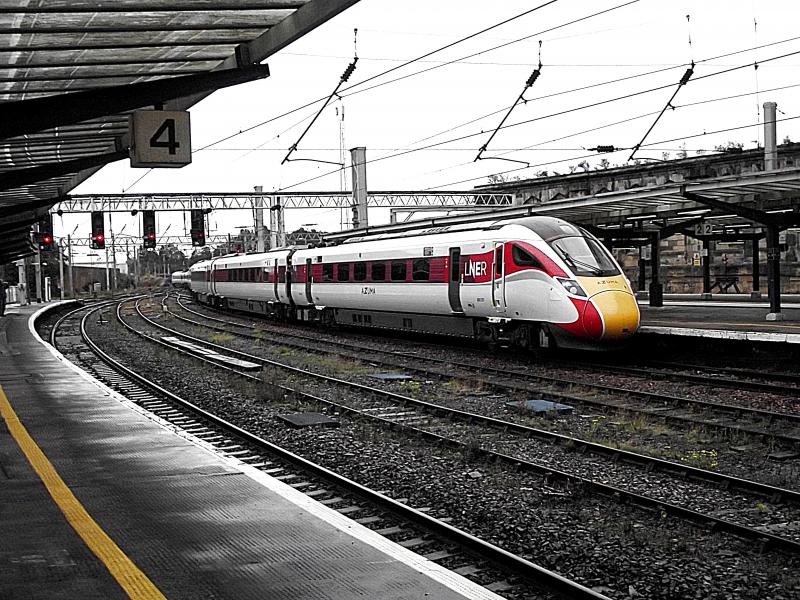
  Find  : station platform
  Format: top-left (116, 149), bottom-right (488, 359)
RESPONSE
top-left (0, 303), bottom-right (503, 600)
top-left (638, 294), bottom-right (800, 344)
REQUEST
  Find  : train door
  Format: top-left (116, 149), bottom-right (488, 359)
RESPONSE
top-left (272, 260), bottom-right (279, 301)
top-left (448, 247), bottom-right (463, 312)
top-left (492, 242), bottom-right (507, 313)
top-left (285, 251), bottom-right (294, 307)
top-left (305, 258), bottom-right (313, 304)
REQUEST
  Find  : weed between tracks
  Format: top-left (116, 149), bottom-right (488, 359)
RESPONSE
top-left (445, 378), bottom-right (489, 395)
top-left (301, 354), bottom-right (370, 376)
top-left (209, 332), bottom-right (234, 344)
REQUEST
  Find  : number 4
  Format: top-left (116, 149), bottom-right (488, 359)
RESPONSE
top-left (149, 118), bottom-right (180, 155)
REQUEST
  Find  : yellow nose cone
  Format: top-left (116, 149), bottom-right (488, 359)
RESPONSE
top-left (592, 289), bottom-right (640, 339)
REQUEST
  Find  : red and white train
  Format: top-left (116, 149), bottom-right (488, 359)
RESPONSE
top-left (180, 216), bottom-right (640, 349)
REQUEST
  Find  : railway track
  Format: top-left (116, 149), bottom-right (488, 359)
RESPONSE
top-left (561, 359), bottom-right (800, 397)
top-left (47, 299), bottom-right (612, 600)
top-left (171, 295), bottom-right (800, 446)
top-left (133, 296), bottom-right (800, 553)
top-left (174, 294), bottom-right (800, 394)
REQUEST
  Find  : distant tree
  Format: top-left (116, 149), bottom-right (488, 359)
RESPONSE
top-left (713, 141), bottom-right (744, 153)
top-left (597, 158), bottom-right (611, 170)
top-left (486, 173), bottom-right (521, 185)
top-left (188, 246), bottom-right (211, 266)
top-left (676, 144), bottom-right (688, 159)
top-left (783, 135), bottom-right (793, 145)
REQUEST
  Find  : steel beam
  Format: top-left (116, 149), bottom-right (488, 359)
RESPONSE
top-left (0, 2), bottom-right (306, 13)
top-left (54, 192), bottom-right (514, 213)
top-left (0, 65), bottom-right (270, 140)
top-left (682, 189), bottom-right (774, 226)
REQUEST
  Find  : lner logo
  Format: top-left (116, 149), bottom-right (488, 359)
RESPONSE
top-left (464, 260), bottom-right (487, 278)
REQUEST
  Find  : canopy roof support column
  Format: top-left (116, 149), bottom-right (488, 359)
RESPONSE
top-left (765, 225), bottom-right (782, 319)
top-left (648, 231), bottom-right (662, 307)
top-left (751, 235), bottom-right (761, 300)
top-left (702, 238), bottom-right (712, 299)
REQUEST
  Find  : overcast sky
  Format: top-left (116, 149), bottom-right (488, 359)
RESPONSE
top-left (64, 0), bottom-right (800, 262)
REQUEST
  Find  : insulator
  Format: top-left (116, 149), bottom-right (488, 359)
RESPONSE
top-left (341, 57), bottom-right (358, 82)
top-left (679, 66), bottom-right (694, 85)
top-left (525, 69), bottom-right (541, 87)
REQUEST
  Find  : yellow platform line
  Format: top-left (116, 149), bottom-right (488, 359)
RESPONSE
top-left (0, 384), bottom-right (166, 600)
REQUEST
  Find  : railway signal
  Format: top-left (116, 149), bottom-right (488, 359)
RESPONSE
top-left (190, 209), bottom-right (206, 247)
top-left (90, 211), bottom-right (105, 249)
top-left (37, 214), bottom-right (55, 251)
top-left (142, 210), bottom-right (156, 249)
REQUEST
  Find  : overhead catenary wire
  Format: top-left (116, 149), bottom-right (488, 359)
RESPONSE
top-left (488, 81), bottom-right (800, 162)
top-left (206, 1), bottom-right (563, 153)
top-left (423, 114), bottom-right (800, 191)
top-left (281, 30), bottom-right (358, 166)
top-left (278, 47), bottom-right (800, 191)
top-left (122, 7), bottom-right (800, 194)
top-left (624, 13), bottom-right (697, 161)
top-left (406, 33), bottom-right (800, 150)
top-left (273, 49), bottom-right (800, 194)
top-left (120, 0), bottom-right (565, 191)
top-left (474, 41), bottom-right (543, 164)
top-left (628, 61), bottom-right (694, 161)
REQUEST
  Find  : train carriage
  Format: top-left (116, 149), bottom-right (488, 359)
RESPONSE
top-left (189, 216), bottom-right (640, 350)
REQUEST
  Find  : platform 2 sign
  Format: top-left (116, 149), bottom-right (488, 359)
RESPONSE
top-left (130, 110), bottom-right (191, 168)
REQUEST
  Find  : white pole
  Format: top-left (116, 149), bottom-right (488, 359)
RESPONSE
top-left (764, 101), bottom-right (778, 171)
top-left (58, 239), bottom-right (65, 301)
top-left (67, 234), bottom-right (74, 298)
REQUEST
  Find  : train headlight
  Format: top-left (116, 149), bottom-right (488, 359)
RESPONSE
top-left (555, 277), bottom-right (587, 297)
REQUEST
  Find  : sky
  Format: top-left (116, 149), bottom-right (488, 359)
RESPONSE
top-left (61, 0), bottom-right (800, 264)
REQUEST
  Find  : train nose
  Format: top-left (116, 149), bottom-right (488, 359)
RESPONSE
top-left (582, 290), bottom-right (640, 340)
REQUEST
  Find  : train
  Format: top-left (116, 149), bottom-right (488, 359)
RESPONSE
top-left (173, 216), bottom-right (640, 350)
top-left (170, 271), bottom-right (191, 288)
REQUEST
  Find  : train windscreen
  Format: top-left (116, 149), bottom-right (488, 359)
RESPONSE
top-left (548, 236), bottom-right (620, 277)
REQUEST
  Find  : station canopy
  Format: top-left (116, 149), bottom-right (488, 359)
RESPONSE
top-left (0, 0), bottom-right (359, 264)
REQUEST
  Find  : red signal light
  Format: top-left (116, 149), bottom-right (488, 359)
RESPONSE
top-left (148, 233), bottom-right (156, 239)
top-left (95, 234), bottom-right (104, 242)
top-left (42, 235), bottom-right (53, 244)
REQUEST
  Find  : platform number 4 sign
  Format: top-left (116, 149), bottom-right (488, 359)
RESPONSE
top-left (130, 110), bottom-right (192, 168)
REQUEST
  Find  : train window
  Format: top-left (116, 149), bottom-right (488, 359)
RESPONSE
top-left (371, 262), bottom-right (386, 281)
top-left (337, 263), bottom-right (350, 282)
top-left (412, 258), bottom-right (430, 281)
top-left (512, 245), bottom-right (546, 270)
top-left (353, 262), bottom-right (367, 281)
top-left (391, 260), bottom-right (407, 281)
top-left (322, 263), bottom-right (334, 282)
top-left (494, 247), bottom-right (503, 277)
top-left (278, 266), bottom-right (286, 283)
